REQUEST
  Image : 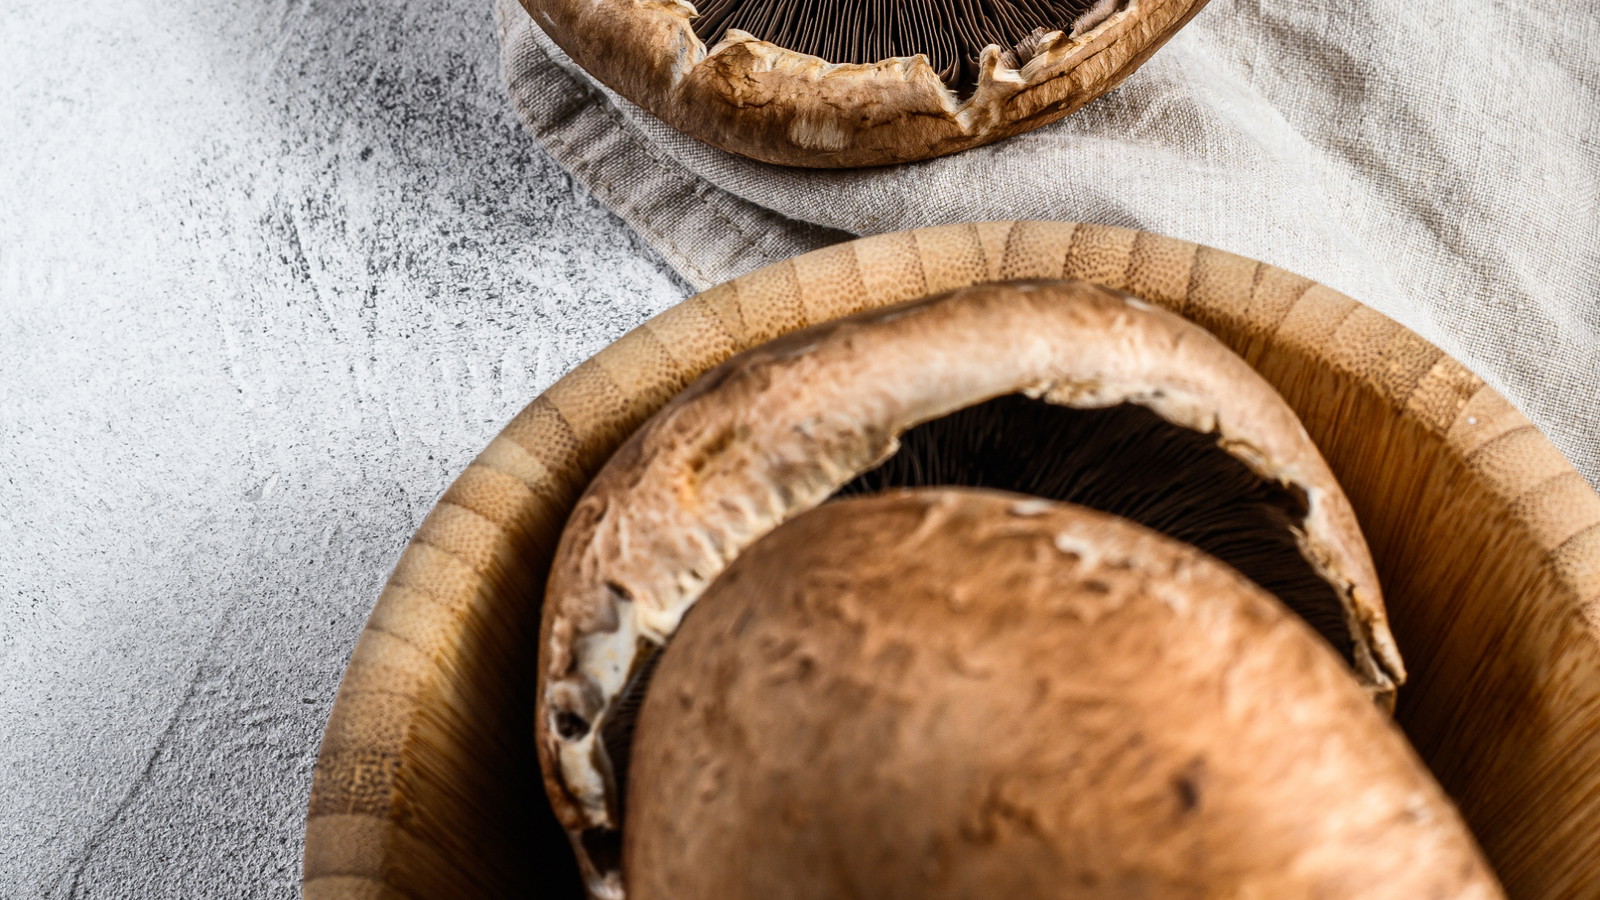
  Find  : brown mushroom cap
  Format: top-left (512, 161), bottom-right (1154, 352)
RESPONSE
top-left (625, 490), bottom-right (1503, 900)
top-left (518, 0), bottom-right (1211, 166)
top-left (538, 278), bottom-right (1402, 895)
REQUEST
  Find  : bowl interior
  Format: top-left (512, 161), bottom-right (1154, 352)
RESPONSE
top-left (304, 222), bottom-right (1600, 900)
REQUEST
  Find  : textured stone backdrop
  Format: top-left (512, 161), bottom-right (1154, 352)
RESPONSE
top-left (0, 0), bottom-right (687, 895)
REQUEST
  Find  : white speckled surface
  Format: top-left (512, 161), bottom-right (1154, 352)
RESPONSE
top-left (0, 0), bottom-right (688, 895)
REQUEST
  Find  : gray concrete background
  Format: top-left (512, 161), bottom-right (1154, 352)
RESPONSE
top-left (0, 0), bottom-right (688, 895)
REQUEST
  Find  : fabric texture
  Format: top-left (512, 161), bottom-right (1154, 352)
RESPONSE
top-left (497, 0), bottom-right (1600, 483)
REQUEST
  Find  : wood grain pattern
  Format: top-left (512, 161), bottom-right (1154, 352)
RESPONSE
top-left (304, 222), bottom-right (1600, 900)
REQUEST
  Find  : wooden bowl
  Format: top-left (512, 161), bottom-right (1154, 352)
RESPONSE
top-left (303, 222), bottom-right (1600, 900)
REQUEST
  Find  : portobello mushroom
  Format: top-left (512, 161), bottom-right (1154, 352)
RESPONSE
top-left (624, 490), bottom-right (1503, 900)
top-left (517, 0), bottom-right (1211, 166)
top-left (537, 278), bottom-right (1404, 896)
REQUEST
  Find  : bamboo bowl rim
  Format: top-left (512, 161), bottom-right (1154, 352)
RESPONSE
top-left (304, 221), bottom-right (1600, 900)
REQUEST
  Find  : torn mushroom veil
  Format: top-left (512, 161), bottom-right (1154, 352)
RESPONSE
top-left (519, 0), bottom-right (1213, 165)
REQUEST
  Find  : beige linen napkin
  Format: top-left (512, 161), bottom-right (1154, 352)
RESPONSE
top-left (496, 0), bottom-right (1599, 483)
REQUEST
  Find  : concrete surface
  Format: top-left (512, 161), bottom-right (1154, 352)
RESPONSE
top-left (0, 0), bottom-right (688, 895)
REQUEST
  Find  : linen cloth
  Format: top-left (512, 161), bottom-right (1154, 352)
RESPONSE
top-left (497, 0), bottom-right (1600, 483)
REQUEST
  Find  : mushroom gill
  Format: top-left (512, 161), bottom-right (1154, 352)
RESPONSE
top-left (517, 0), bottom-right (1212, 165)
top-left (837, 395), bottom-right (1350, 661)
top-left (692, 0), bottom-right (1121, 93)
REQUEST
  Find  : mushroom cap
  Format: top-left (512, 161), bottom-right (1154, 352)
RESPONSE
top-left (625, 490), bottom-right (1502, 900)
top-left (518, 0), bottom-right (1211, 167)
top-left (538, 278), bottom-right (1402, 893)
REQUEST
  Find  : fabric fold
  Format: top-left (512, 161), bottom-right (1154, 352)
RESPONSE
top-left (495, 0), bottom-right (1600, 482)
